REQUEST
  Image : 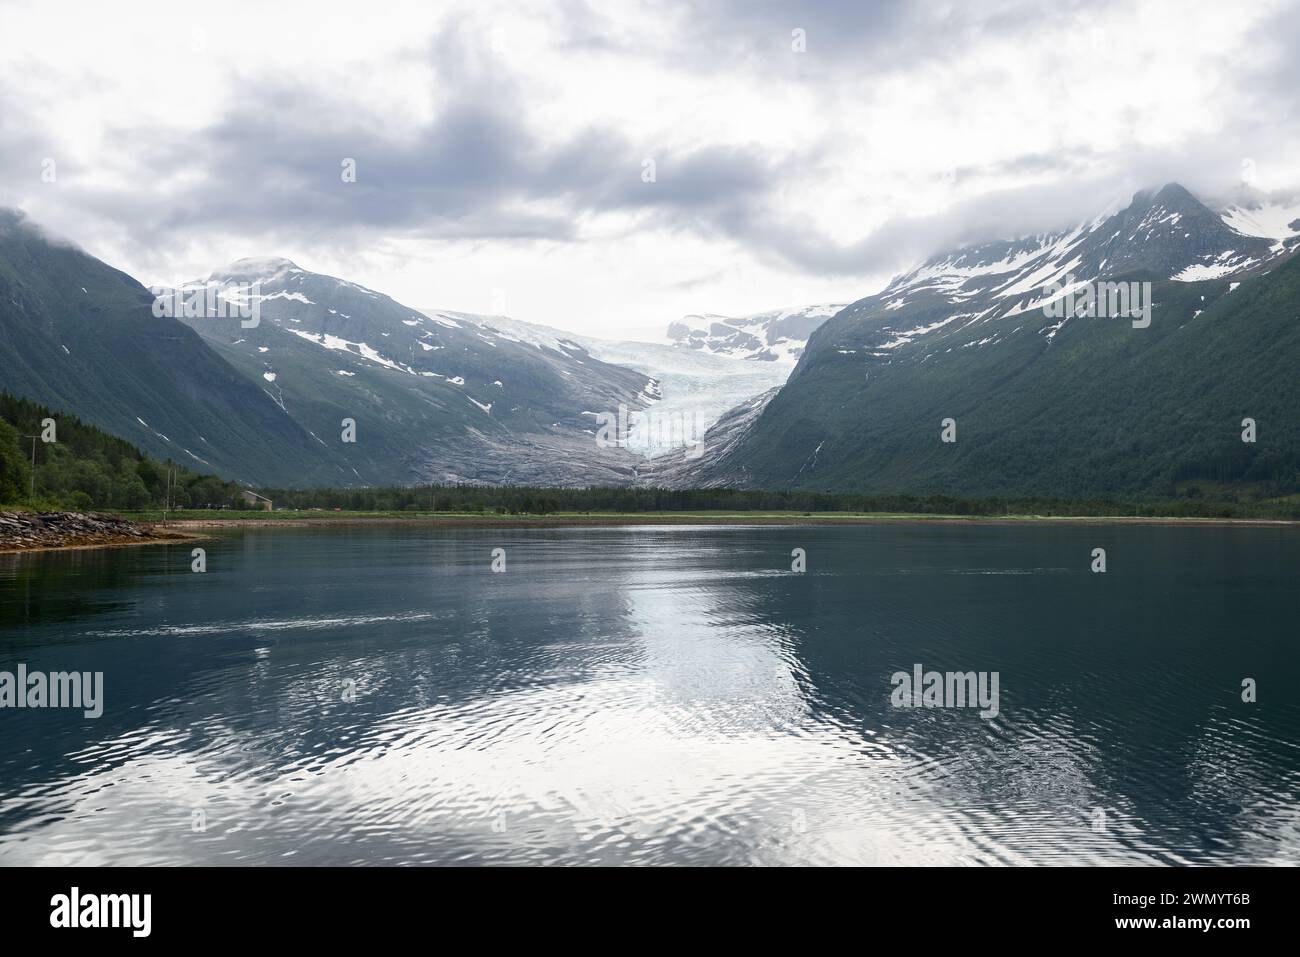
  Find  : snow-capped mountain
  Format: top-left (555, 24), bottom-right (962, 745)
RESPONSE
top-left (673, 183), bottom-right (1300, 498)
top-left (847, 183), bottom-right (1284, 333)
top-left (776, 182), bottom-right (1293, 367)
top-left (666, 303), bottom-right (847, 363)
top-left (176, 259), bottom-right (658, 486)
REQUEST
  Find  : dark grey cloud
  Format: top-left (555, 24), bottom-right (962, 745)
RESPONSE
top-left (100, 97), bottom-right (795, 248)
top-left (574, 0), bottom-right (1127, 77)
top-left (0, 12), bottom-right (804, 260)
top-left (1240, 2), bottom-right (1300, 127)
top-left (0, 94), bottom-right (60, 206)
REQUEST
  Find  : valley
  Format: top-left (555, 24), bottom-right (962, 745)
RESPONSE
top-left (3, 183), bottom-right (1298, 506)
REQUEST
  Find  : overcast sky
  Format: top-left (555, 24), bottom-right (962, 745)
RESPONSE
top-left (2, 0), bottom-right (1298, 339)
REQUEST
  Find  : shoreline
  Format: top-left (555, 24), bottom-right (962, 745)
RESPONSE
top-left (0, 530), bottom-right (207, 556)
top-left (4, 510), bottom-right (1294, 555)
top-left (159, 512), bottom-right (1299, 529)
top-left (0, 511), bottom-right (207, 555)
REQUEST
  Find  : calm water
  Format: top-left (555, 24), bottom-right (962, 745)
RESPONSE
top-left (0, 523), bottom-right (1296, 866)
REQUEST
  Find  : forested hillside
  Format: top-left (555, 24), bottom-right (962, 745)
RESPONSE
top-left (0, 392), bottom-right (241, 509)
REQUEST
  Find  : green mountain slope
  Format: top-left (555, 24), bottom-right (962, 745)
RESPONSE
top-left (682, 186), bottom-right (1300, 500)
top-left (0, 210), bottom-right (348, 486)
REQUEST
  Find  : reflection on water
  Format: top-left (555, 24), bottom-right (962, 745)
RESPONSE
top-left (0, 524), bottom-right (1296, 865)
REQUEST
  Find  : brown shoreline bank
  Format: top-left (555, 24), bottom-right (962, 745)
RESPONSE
top-left (4, 510), bottom-right (1294, 554)
top-left (0, 511), bottom-right (203, 554)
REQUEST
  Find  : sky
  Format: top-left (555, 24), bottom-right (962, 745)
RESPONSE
top-left (2, 0), bottom-right (1298, 340)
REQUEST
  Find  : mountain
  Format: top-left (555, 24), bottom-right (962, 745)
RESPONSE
top-left (0, 210), bottom-right (343, 486)
top-left (673, 184), bottom-right (1300, 499)
top-left (176, 259), bottom-right (657, 485)
top-left (10, 180), bottom-right (1294, 500)
top-left (0, 207), bottom-right (812, 489)
top-left (666, 303), bottom-right (846, 363)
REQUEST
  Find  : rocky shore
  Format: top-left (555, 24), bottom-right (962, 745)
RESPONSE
top-left (0, 511), bottom-right (194, 552)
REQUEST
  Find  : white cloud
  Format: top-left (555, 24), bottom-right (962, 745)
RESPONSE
top-left (1, 0), bottom-right (1297, 336)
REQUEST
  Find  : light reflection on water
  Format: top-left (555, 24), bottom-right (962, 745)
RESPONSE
top-left (0, 524), bottom-right (1296, 865)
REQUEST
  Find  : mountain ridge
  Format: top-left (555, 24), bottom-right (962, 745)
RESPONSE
top-left (176, 257), bottom-right (660, 486)
top-left (670, 182), bottom-right (1300, 499)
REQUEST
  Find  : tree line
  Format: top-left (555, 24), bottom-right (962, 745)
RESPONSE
top-left (0, 392), bottom-right (243, 510)
top-left (257, 483), bottom-right (1299, 519)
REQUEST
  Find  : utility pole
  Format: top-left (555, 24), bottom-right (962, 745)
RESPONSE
top-left (162, 466), bottom-right (173, 526)
top-left (22, 435), bottom-right (37, 501)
